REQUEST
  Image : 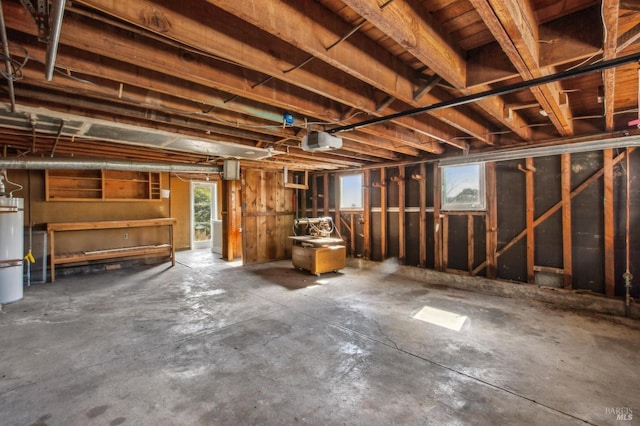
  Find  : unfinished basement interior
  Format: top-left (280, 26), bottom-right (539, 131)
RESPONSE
top-left (1, 0), bottom-right (639, 424)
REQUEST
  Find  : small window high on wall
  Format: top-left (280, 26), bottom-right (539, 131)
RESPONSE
top-left (441, 163), bottom-right (485, 211)
top-left (340, 173), bottom-right (363, 209)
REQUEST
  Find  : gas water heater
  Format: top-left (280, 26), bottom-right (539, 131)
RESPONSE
top-left (0, 196), bottom-right (24, 304)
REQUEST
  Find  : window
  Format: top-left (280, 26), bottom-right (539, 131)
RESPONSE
top-left (340, 173), bottom-right (363, 209)
top-left (441, 163), bottom-right (485, 210)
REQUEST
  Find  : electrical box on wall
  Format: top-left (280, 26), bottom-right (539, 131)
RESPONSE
top-left (302, 131), bottom-right (342, 152)
top-left (223, 159), bottom-right (240, 180)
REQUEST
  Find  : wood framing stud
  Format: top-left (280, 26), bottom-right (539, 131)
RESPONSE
top-left (376, 95), bottom-right (396, 113)
top-left (561, 153), bottom-right (573, 290)
top-left (442, 215), bottom-right (449, 270)
top-left (419, 163), bottom-right (427, 268)
top-left (413, 75), bottom-right (442, 102)
top-left (602, 0), bottom-right (620, 132)
top-left (363, 169), bottom-right (371, 259)
top-left (468, 215), bottom-right (474, 273)
top-left (433, 165), bottom-right (443, 271)
top-left (604, 149), bottom-right (615, 296)
top-left (398, 165), bottom-right (406, 262)
top-left (472, 148), bottom-right (635, 276)
top-left (380, 168), bottom-right (387, 259)
top-left (323, 173), bottom-right (330, 216)
top-left (525, 158), bottom-right (535, 283)
top-left (485, 162), bottom-right (498, 279)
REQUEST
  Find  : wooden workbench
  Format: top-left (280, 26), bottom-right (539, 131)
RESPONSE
top-left (47, 218), bottom-right (176, 282)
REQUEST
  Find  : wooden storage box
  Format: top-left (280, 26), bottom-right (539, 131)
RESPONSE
top-left (292, 244), bottom-right (346, 275)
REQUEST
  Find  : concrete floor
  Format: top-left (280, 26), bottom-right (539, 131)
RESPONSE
top-left (1, 250), bottom-right (638, 426)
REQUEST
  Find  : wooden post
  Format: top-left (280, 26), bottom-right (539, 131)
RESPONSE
top-left (350, 214), bottom-right (355, 257)
top-left (485, 162), bottom-right (498, 279)
top-left (419, 163), bottom-right (427, 268)
top-left (398, 165), bottom-right (405, 262)
top-left (312, 173), bottom-right (318, 218)
top-left (442, 214), bottom-right (449, 270)
top-left (323, 173), bottom-right (330, 216)
top-left (169, 222), bottom-right (175, 267)
top-left (468, 215), bottom-right (474, 273)
top-left (48, 229), bottom-right (55, 282)
top-left (363, 169), bottom-right (371, 259)
top-left (561, 153), bottom-right (573, 290)
top-left (380, 167), bottom-right (387, 259)
top-left (221, 179), bottom-right (234, 261)
top-left (604, 149), bottom-right (614, 296)
top-left (526, 157), bottom-right (535, 283)
top-left (434, 164), bottom-right (442, 271)
top-left (334, 173), bottom-right (341, 238)
top-left (301, 173), bottom-right (308, 218)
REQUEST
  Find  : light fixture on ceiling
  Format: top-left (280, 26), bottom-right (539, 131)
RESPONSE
top-left (539, 109), bottom-right (548, 117)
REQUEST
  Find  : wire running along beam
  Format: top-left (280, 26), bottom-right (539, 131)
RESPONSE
top-left (328, 52), bottom-right (640, 134)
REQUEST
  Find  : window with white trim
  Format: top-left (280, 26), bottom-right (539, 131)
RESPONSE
top-left (340, 173), bottom-right (363, 209)
top-left (441, 163), bottom-right (485, 211)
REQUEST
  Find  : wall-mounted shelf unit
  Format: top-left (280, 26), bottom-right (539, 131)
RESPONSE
top-left (46, 170), bottom-right (162, 201)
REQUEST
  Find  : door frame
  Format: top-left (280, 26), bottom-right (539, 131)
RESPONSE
top-left (190, 181), bottom-right (219, 250)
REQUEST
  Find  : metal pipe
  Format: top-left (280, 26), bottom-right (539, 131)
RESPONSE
top-left (0, 0), bottom-right (16, 112)
top-left (328, 52), bottom-right (640, 134)
top-left (0, 157), bottom-right (221, 173)
top-left (438, 135), bottom-right (640, 166)
top-left (44, 0), bottom-right (66, 81)
top-left (50, 119), bottom-right (65, 158)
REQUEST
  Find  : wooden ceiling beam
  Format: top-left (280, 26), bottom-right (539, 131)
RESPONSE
top-left (468, 7), bottom-right (602, 88)
top-left (71, 0), bottom-right (447, 153)
top-left (469, 0), bottom-right (573, 137)
top-left (0, 134), bottom-right (220, 164)
top-left (3, 4), bottom-right (435, 158)
top-left (15, 86), bottom-right (399, 164)
top-left (342, 0), bottom-right (532, 141)
top-left (2, 4), bottom-right (339, 128)
top-left (617, 23), bottom-right (640, 54)
top-left (534, 0), bottom-right (599, 23)
top-left (207, 0), bottom-right (495, 147)
top-left (18, 66), bottom-right (299, 143)
top-left (620, 0), bottom-right (640, 11)
top-left (603, 0), bottom-right (620, 132)
top-left (13, 88), bottom-right (274, 148)
top-left (70, 0), bottom-right (374, 114)
top-left (340, 0), bottom-right (467, 89)
top-left (18, 75), bottom-right (295, 145)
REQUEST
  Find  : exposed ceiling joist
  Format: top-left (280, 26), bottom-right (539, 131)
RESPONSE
top-left (469, 0), bottom-right (574, 136)
top-left (0, 0), bottom-right (636, 170)
top-left (603, 0), bottom-right (620, 132)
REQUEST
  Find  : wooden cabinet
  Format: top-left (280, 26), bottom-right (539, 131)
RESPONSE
top-left (46, 169), bottom-right (162, 201)
top-left (292, 244), bottom-right (346, 275)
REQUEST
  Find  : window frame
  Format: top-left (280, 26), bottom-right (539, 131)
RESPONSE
top-left (440, 162), bottom-right (486, 211)
top-left (339, 173), bottom-right (364, 210)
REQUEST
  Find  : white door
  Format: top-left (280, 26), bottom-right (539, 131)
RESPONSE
top-left (191, 182), bottom-right (219, 250)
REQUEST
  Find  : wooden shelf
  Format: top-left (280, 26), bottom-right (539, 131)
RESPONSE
top-left (46, 169), bottom-right (163, 201)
